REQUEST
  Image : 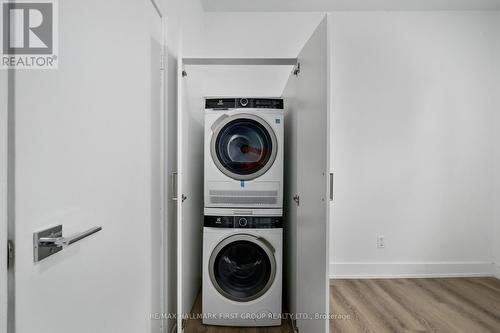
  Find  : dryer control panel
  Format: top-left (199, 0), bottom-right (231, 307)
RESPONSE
top-left (205, 98), bottom-right (284, 110)
top-left (204, 215), bottom-right (283, 228)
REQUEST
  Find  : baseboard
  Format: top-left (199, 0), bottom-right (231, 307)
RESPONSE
top-left (494, 264), bottom-right (500, 279)
top-left (330, 261), bottom-right (494, 279)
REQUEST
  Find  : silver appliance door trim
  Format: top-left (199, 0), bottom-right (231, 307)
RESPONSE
top-left (208, 233), bottom-right (277, 302)
top-left (210, 113), bottom-right (278, 181)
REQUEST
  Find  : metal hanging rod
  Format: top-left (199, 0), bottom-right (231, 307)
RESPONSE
top-left (182, 58), bottom-right (298, 66)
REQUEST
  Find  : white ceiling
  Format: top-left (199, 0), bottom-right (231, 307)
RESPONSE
top-left (202, 0), bottom-right (500, 12)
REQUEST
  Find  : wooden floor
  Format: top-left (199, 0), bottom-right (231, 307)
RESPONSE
top-left (186, 277), bottom-right (500, 333)
top-left (331, 277), bottom-right (500, 333)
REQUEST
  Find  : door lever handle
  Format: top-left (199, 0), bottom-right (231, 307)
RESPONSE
top-left (34, 225), bottom-right (102, 262)
top-left (39, 226), bottom-right (102, 247)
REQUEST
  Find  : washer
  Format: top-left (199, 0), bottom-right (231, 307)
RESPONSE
top-left (204, 98), bottom-right (284, 213)
top-left (202, 214), bottom-right (282, 327)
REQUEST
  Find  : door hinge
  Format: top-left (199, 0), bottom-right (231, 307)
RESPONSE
top-left (293, 194), bottom-right (300, 206)
top-left (7, 240), bottom-right (14, 269)
top-left (293, 62), bottom-right (301, 76)
top-left (181, 318), bottom-right (187, 330)
top-left (171, 172), bottom-right (178, 201)
top-left (329, 172), bottom-right (334, 202)
top-left (160, 54), bottom-right (165, 70)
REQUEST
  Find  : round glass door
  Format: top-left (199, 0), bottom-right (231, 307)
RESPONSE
top-left (211, 114), bottom-right (277, 180)
top-left (209, 235), bottom-right (276, 302)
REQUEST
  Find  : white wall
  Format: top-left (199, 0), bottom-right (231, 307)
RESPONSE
top-left (201, 11), bottom-right (500, 279)
top-left (201, 12), bottom-right (324, 97)
top-left (164, 0), bottom-right (205, 57)
top-left (330, 11), bottom-right (498, 278)
top-left (204, 12), bottom-right (323, 58)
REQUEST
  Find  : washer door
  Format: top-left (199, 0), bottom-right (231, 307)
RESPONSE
top-left (211, 114), bottom-right (277, 181)
top-left (209, 234), bottom-right (276, 302)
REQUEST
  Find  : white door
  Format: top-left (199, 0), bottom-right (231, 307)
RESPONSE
top-left (283, 16), bottom-right (331, 333)
top-left (6, 1), bottom-right (165, 332)
top-left (176, 61), bottom-right (205, 331)
top-left (295, 17), bottom-right (330, 333)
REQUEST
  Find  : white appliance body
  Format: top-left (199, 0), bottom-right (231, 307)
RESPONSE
top-left (202, 226), bottom-right (282, 326)
top-left (204, 104), bottom-right (284, 213)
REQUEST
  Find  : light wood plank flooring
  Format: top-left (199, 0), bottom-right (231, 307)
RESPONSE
top-left (186, 277), bottom-right (500, 333)
top-left (331, 277), bottom-right (500, 333)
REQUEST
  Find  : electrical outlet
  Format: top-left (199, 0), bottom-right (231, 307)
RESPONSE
top-left (377, 235), bottom-right (385, 249)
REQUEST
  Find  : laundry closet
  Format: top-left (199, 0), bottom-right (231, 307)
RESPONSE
top-left (3, 1), bottom-right (499, 333)
top-left (173, 15), bottom-right (331, 333)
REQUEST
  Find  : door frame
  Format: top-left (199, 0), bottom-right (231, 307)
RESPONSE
top-left (176, 37), bottom-right (184, 333)
top-left (148, 0), bottom-right (168, 332)
top-left (325, 12), bottom-right (333, 332)
top-left (0, 67), bottom-right (15, 333)
top-left (0, 69), bottom-right (9, 333)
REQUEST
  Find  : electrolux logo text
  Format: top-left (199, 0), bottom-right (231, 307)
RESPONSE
top-left (1, 0), bottom-right (58, 69)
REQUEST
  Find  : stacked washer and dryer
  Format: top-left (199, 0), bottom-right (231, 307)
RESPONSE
top-left (203, 97), bottom-right (284, 327)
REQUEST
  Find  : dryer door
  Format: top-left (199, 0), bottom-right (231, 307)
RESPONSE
top-left (209, 234), bottom-right (276, 302)
top-left (211, 114), bottom-right (277, 181)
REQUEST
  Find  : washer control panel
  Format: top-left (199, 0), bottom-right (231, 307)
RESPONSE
top-left (205, 98), bottom-right (284, 110)
top-left (204, 215), bottom-right (282, 228)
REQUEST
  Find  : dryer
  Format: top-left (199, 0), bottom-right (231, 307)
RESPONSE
top-left (202, 214), bottom-right (282, 326)
top-left (204, 98), bottom-right (284, 213)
